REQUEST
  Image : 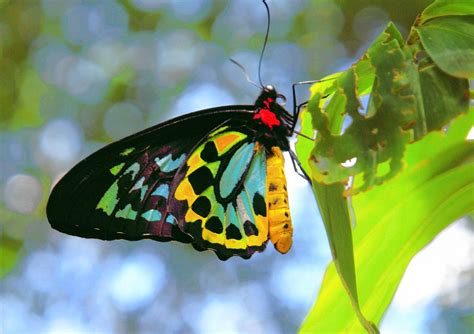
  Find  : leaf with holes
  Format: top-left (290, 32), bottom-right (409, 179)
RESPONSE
top-left (304, 22), bottom-right (469, 196)
top-left (296, 1), bottom-right (473, 331)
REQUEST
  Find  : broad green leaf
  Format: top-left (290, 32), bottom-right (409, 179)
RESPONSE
top-left (415, 16), bottom-right (474, 78)
top-left (419, 0), bottom-right (474, 23)
top-left (415, 59), bottom-right (470, 129)
top-left (298, 96), bottom-right (378, 334)
top-left (296, 12), bottom-right (472, 333)
top-left (309, 181), bottom-right (379, 334)
top-left (301, 109), bottom-right (474, 333)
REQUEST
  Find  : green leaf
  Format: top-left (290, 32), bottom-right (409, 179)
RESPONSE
top-left (301, 108), bottom-right (474, 333)
top-left (419, 0), bottom-right (474, 23)
top-left (295, 72), bottom-right (341, 174)
top-left (297, 10), bottom-right (472, 333)
top-left (295, 108), bottom-right (315, 174)
top-left (308, 181), bottom-right (379, 334)
top-left (415, 16), bottom-right (474, 78)
top-left (303, 22), bottom-right (469, 195)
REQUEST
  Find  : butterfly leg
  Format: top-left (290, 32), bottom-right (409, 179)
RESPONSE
top-left (289, 78), bottom-right (338, 183)
top-left (288, 149), bottom-right (312, 184)
top-left (291, 80), bottom-right (324, 133)
top-left (291, 77), bottom-right (338, 134)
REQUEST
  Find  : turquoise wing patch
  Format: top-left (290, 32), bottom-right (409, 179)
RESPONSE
top-left (219, 142), bottom-right (256, 198)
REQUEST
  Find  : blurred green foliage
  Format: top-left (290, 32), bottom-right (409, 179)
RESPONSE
top-left (0, 1), bottom-right (41, 125)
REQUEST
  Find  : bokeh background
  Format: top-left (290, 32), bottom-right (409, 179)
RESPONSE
top-left (1, 0), bottom-right (472, 333)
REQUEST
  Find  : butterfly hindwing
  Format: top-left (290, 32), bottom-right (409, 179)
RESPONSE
top-left (171, 126), bottom-right (269, 260)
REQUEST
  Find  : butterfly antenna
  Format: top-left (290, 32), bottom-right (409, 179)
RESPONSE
top-left (258, 0), bottom-right (270, 88)
top-left (229, 58), bottom-right (260, 89)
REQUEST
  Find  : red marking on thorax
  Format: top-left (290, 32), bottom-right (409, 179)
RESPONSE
top-left (253, 98), bottom-right (280, 129)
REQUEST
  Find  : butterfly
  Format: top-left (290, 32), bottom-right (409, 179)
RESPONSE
top-left (47, 84), bottom-right (302, 260)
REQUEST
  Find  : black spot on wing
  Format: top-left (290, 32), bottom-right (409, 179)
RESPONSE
top-left (200, 141), bottom-right (219, 162)
top-left (188, 166), bottom-right (213, 194)
top-left (157, 197), bottom-right (166, 208)
top-left (205, 216), bottom-right (223, 234)
top-left (243, 220), bottom-right (259, 236)
top-left (226, 224), bottom-right (242, 240)
top-left (191, 196), bottom-right (211, 217)
top-left (253, 192), bottom-right (266, 217)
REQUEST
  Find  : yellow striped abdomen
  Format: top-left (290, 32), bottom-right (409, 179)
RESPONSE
top-left (266, 146), bottom-right (293, 254)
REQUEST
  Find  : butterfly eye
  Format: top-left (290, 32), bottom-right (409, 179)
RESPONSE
top-left (276, 94), bottom-right (287, 105)
top-left (265, 84), bottom-right (275, 92)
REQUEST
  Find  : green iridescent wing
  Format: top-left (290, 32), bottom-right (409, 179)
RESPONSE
top-left (48, 131), bottom-right (195, 243)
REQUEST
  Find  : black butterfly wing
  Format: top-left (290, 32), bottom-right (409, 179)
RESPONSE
top-left (47, 106), bottom-right (254, 244)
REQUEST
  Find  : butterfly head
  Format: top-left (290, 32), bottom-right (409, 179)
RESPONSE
top-left (262, 85), bottom-right (285, 103)
top-left (253, 85), bottom-right (295, 140)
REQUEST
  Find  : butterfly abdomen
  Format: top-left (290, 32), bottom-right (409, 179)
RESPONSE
top-left (266, 147), bottom-right (293, 254)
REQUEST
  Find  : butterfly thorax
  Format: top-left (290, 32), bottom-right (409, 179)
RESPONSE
top-left (252, 87), bottom-right (292, 151)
